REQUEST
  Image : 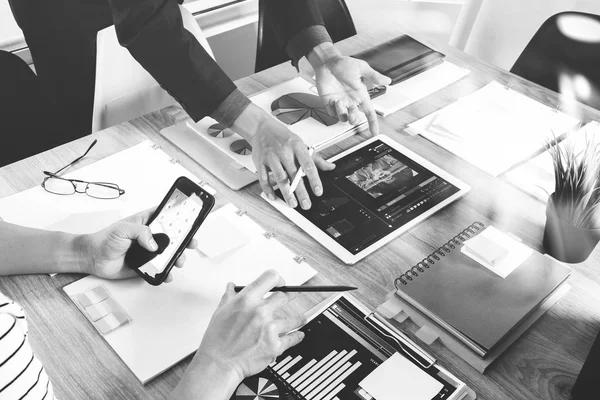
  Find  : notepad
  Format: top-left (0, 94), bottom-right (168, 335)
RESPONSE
top-left (360, 353), bottom-right (443, 400)
top-left (186, 77), bottom-right (365, 174)
top-left (63, 203), bottom-right (317, 383)
top-left (405, 81), bottom-right (580, 176)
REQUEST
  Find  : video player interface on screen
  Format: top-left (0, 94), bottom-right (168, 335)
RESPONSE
top-left (277, 140), bottom-right (461, 255)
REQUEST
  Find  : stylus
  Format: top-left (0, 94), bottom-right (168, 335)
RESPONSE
top-left (289, 146), bottom-right (315, 194)
top-left (233, 285), bottom-right (358, 293)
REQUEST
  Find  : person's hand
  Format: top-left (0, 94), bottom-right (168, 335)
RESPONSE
top-left (232, 103), bottom-right (335, 209)
top-left (308, 42), bottom-right (391, 135)
top-left (198, 270), bottom-right (306, 381)
top-left (79, 208), bottom-right (197, 281)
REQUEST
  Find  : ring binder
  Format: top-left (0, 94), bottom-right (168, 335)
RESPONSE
top-left (395, 221), bottom-right (485, 288)
top-left (152, 144), bottom-right (163, 150)
top-left (170, 158), bottom-right (180, 164)
top-left (236, 208), bottom-right (248, 217)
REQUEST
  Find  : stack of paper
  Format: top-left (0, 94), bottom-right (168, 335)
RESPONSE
top-left (405, 81), bottom-right (580, 176)
top-left (187, 77), bottom-right (366, 173)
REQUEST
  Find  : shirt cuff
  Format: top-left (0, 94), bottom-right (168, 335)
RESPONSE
top-left (286, 25), bottom-right (332, 70)
top-left (208, 89), bottom-right (252, 128)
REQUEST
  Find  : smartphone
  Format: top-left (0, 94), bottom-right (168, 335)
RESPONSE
top-left (130, 176), bottom-right (214, 285)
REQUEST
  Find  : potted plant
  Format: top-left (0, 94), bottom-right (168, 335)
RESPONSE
top-left (542, 128), bottom-right (600, 263)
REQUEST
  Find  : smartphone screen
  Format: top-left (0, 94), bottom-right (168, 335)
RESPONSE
top-left (138, 188), bottom-right (203, 279)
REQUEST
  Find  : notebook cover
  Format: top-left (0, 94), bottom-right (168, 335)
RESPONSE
top-left (396, 228), bottom-right (571, 353)
top-left (353, 35), bottom-right (445, 84)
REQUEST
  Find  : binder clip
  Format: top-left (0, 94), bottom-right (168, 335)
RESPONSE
top-left (293, 255), bottom-right (307, 264)
top-left (263, 229), bottom-right (277, 239)
top-left (236, 208), bottom-right (248, 217)
top-left (152, 143), bottom-right (163, 150)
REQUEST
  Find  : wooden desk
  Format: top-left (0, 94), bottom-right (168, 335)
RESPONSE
top-left (2, 29), bottom-right (600, 400)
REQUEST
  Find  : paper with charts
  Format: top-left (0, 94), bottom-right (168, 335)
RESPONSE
top-left (186, 77), bottom-right (366, 173)
top-left (405, 81), bottom-right (580, 176)
top-left (504, 121), bottom-right (598, 202)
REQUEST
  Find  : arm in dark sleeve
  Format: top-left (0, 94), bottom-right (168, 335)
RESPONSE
top-left (264, 0), bottom-right (332, 68)
top-left (107, 0), bottom-right (249, 126)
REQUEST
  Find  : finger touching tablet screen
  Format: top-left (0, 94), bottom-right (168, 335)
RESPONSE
top-left (262, 135), bottom-right (470, 264)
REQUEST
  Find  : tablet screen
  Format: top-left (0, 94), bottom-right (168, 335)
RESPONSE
top-left (277, 139), bottom-right (462, 255)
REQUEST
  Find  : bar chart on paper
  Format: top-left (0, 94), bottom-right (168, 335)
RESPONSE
top-left (231, 295), bottom-right (457, 400)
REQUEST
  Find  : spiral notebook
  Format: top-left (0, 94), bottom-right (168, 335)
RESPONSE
top-left (394, 222), bottom-right (571, 357)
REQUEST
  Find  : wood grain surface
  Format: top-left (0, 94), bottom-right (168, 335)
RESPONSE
top-left (1, 28), bottom-right (599, 400)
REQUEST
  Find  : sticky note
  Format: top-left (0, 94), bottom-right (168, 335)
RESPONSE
top-left (376, 298), bottom-right (404, 319)
top-left (74, 286), bottom-right (109, 308)
top-left (462, 226), bottom-right (533, 278)
top-left (415, 325), bottom-right (439, 345)
top-left (195, 215), bottom-right (250, 258)
top-left (95, 310), bottom-right (130, 335)
top-left (393, 311), bottom-right (409, 323)
top-left (85, 302), bottom-right (109, 322)
top-left (359, 353), bottom-right (443, 400)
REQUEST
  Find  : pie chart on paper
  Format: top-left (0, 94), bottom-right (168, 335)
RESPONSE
top-left (235, 376), bottom-right (280, 399)
top-left (230, 140), bottom-right (253, 156)
top-left (271, 93), bottom-right (339, 127)
top-left (207, 123), bottom-right (235, 138)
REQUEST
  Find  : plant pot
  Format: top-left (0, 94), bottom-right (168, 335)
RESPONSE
top-left (543, 196), bottom-right (600, 263)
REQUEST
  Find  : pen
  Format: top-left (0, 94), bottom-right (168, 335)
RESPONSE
top-left (233, 285), bottom-right (358, 293)
top-left (289, 147), bottom-right (315, 194)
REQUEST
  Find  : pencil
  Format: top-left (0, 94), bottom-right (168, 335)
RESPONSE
top-left (233, 285), bottom-right (358, 293)
top-left (289, 147), bottom-right (316, 194)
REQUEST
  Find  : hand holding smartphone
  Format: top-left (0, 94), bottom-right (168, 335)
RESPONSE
top-left (125, 176), bottom-right (215, 285)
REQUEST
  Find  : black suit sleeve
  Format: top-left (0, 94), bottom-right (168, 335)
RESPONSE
top-left (264, 0), bottom-right (332, 68)
top-left (107, 0), bottom-right (249, 125)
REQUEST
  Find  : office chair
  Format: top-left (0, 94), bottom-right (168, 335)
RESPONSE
top-left (255, 0), bottom-right (357, 73)
top-left (0, 50), bottom-right (64, 167)
top-left (510, 12), bottom-right (600, 111)
top-left (92, 5), bottom-right (214, 133)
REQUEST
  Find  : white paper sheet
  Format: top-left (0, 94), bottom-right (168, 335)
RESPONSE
top-left (406, 81), bottom-right (580, 176)
top-left (44, 210), bottom-right (122, 234)
top-left (359, 353), bottom-right (443, 400)
top-left (195, 215), bottom-right (250, 258)
top-left (64, 203), bottom-right (317, 383)
top-left (0, 140), bottom-right (197, 229)
top-left (372, 61), bottom-right (470, 117)
top-left (187, 77), bottom-right (365, 173)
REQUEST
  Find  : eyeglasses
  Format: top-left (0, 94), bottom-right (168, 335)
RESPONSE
top-left (41, 140), bottom-right (126, 200)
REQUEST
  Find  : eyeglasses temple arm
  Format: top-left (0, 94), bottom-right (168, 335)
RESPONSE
top-left (52, 139), bottom-right (98, 176)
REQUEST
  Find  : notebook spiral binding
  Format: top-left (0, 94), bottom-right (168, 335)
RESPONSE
top-left (394, 221), bottom-right (485, 289)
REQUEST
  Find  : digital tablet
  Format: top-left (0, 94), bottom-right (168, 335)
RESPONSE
top-left (262, 135), bottom-right (470, 264)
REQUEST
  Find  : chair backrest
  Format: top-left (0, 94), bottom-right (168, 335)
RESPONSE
top-left (510, 12), bottom-right (600, 110)
top-left (92, 5), bottom-right (214, 133)
top-left (255, 0), bottom-right (357, 73)
top-left (450, 0), bottom-right (600, 71)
